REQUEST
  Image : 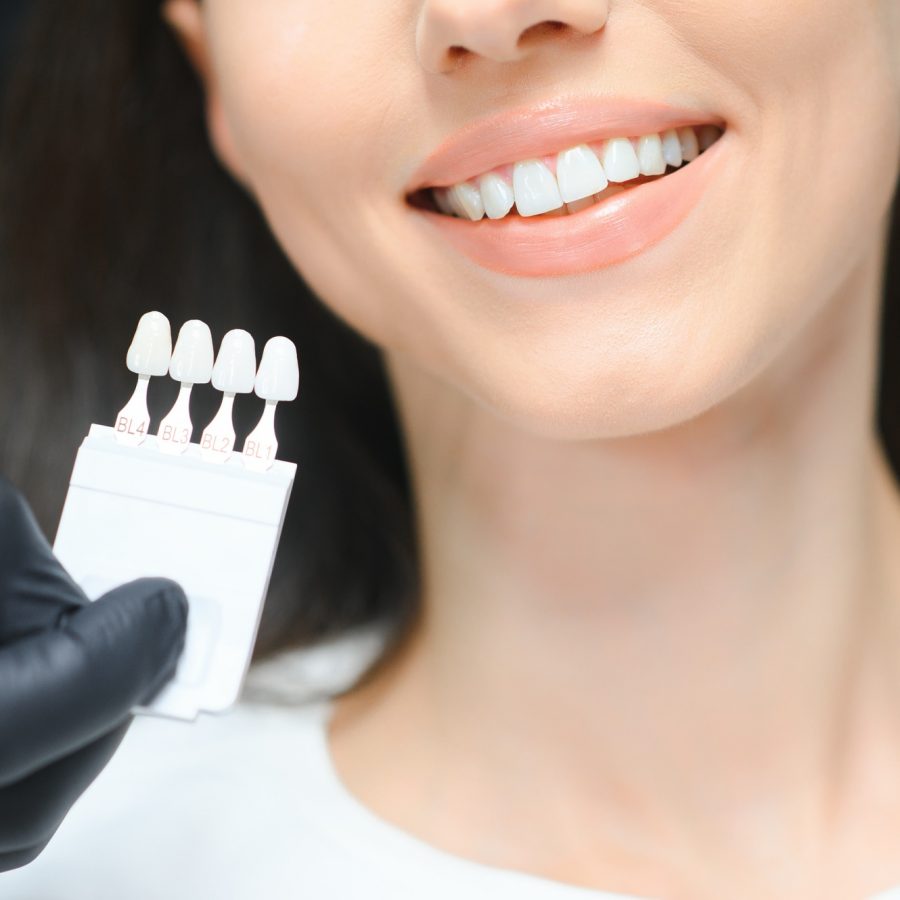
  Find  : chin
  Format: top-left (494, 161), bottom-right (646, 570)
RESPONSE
top-left (452, 344), bottom-right (743, 443)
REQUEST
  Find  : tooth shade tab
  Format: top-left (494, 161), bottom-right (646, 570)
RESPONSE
top-left (169, 319), bottom-right (214, 384)
top-left (156, 383), bottom-right (194, 454)
top-left (126, 311), bottom-right (172, 377)
top-left (556, 144), bottom-right (608, 203)
top-left (478, 173), bottom-right (515, 219)
top-left (600, 138), bottom-right (641, 183)
top-left (212, 329), bottom-right (257, 394)
top-left (255, 336), bottom-right (299, 402)
top-left (513, 159), bottom-right (563, 217)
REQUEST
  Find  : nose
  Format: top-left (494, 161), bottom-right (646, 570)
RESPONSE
top-left (416, 0), bottom-right (609, 74)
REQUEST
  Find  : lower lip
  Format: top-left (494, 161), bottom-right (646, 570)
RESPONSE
top-left (414, 130), bottom-right (730, 278)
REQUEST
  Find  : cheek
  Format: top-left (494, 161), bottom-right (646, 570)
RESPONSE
top-left (609, 0), bottom-right (900, 432)
top-left (204, 0), bottom-right (900, 441)
top-left (205, 0), bottom-right (426, 334)
top-left (723, 0), bottom-right (900, 356)
top-left (676, 0), bottom-right (900, 268)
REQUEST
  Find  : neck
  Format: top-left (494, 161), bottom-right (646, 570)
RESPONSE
top-left (334, 239), bottom-right (900, 883)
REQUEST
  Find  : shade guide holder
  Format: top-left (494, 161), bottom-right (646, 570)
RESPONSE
top-left (55, 313), bottom-right (299, 721)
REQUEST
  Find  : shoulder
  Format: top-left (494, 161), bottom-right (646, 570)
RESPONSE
top-left (1, 701), bottom-right (331, 899)
top-left (1, 629), bottom-right (389, 900)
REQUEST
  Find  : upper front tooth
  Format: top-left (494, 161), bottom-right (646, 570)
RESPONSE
top-left (555, 144), bottom-right (608, 203)
top-left (660, 129), bottom-right (683, 168)
top-left (450, 181), bottom-right (485, 220)
top-left (600, 138), bottom-right (641, 183)
top-left (478, 173), bottom-right (515, 219)
top-left (677, 126), bottom-right (699, 162)
top-left (636, 134), bottom-right (666, 176)
top-left (513, 159), bottom-right (563, 217)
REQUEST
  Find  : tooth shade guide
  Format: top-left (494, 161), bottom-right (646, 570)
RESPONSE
top-left (243, 400), bottom-right (279, 472)
top-left (116, 310), bottom-right (173, 446)
top-left (200, 392), bottom-right (237, 463)
top-left (157, 383), bottom-right (194, 454)
top-left (114, 374), bottom-right (152, 446)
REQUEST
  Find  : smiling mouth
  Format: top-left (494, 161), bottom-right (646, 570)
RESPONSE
top-left (407, 124), bottom-right (725, 221)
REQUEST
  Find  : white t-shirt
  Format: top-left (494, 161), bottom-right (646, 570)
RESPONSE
top-left (3, 629), bottom-right (900, 900)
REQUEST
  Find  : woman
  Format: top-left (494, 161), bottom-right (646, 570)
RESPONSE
top-left (3, 0), bottom-right (900, 897)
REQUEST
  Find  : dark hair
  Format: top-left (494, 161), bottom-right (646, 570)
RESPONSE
top-left (0, 1), bottom-right (418, 663)
top-left (1, 2), bottom-right (898, 665)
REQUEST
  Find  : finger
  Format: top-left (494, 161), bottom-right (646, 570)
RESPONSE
top-left (0, 476), bottom-right (87, 644)
top-left (0, 843), bottom-right (45, 872)
top-left (0, 721), bottom-right (129, 863)
top-left (0, 578), bottom-right (186, 786)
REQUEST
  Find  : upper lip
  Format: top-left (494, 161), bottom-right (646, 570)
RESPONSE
top-left (406, 95), bottom-right (725, 193)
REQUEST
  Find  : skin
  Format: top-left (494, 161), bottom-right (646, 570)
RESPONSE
top-left (166, 1), bottom-right (900, 896)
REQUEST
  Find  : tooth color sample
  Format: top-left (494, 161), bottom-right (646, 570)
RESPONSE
top-left (169, 320), bottom-right (214, 384)
top-left (212, 329), bottom-right (257, 394)
top-left (255, 337), bottom-right (299, 402)
top-left (127, 311), bottom-right (172, 376)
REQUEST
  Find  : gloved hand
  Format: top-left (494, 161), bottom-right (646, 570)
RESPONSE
top-left (0, 476), bottom-right (188, 871)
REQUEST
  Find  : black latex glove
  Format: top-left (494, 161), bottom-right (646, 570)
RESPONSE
top-left (0, 476), bottom-right (188, 871)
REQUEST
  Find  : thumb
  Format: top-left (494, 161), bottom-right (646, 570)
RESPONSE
top-left (0, 577), bottom-right (187, 786)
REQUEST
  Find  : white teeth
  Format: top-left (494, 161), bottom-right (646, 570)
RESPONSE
top-left (255, 336), bottom-right (299, 402)
top-left (697, 124), bottom-right (720, 152)
top-left (169, 319), bottom-right (214, 385)
top-left (434, 189), bottom-right (456, 215)
top-left (660, 128), bottom-right (683, 168)
top-left (126, 311), bottom-right (172, 377)
top-left (478, 173), bottom-right (515, 219)
top-left (430, 124), bottom-right (722, 222)
top-left (636, 133), bottom-right (667, 177)
top-left (513, 159), bottom-right (563, 217)
top-left (555, 144), bottom-right (608, 203)
top-left (212, 329), bottom-right (257, 394)
top-left (565, 196), bottom-right (595, 214)
top-left (449, 181), bottom-right (485, 221)
top-left (677, 126), bottom-right (699, 162)
top-left (445, 188), bottom-right (467, 218)
top-left (600, 137), bottom-right (641, 183)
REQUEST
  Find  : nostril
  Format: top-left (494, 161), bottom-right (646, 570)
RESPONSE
top-left (518, 20), bottom-right (568, 48)
top-left (431, 44), bottom-right (473, 73)
top-left (519, 19), bottom-right (568, 44)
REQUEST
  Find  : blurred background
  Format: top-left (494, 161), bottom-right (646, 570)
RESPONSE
top-left (0, 2), bottom-right (25, 79)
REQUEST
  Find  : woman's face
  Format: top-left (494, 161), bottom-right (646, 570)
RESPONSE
top-left (174, 0), bottom-right (900, 439)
